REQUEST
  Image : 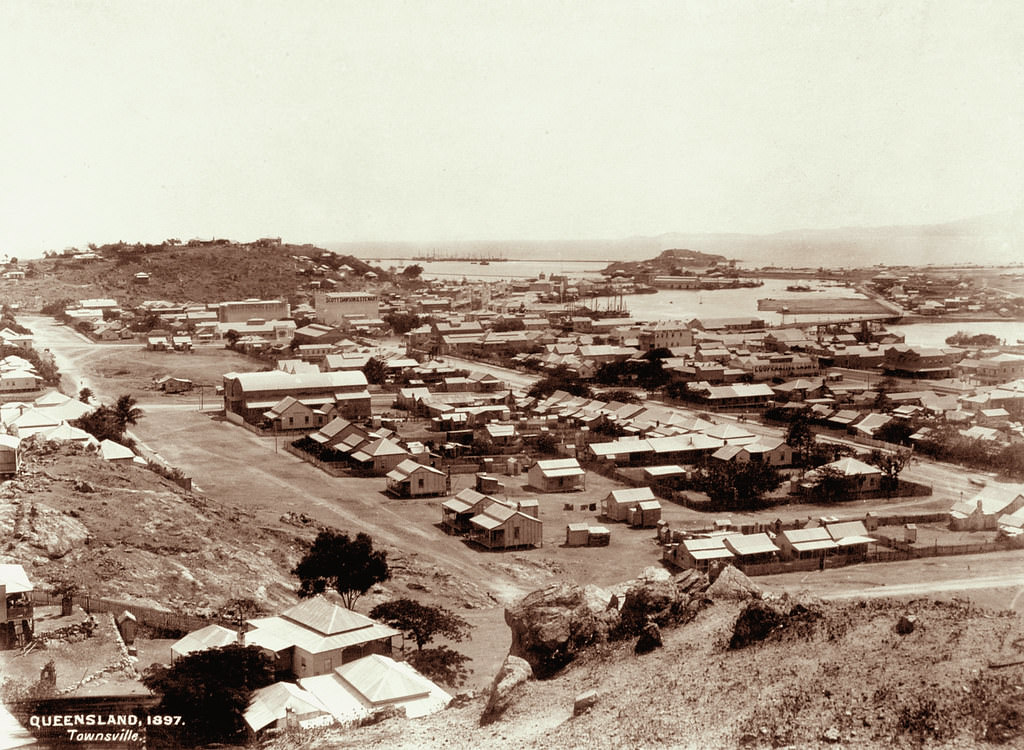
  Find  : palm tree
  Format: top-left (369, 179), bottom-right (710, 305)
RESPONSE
top-left (114, 394), bottom-right (144, 430)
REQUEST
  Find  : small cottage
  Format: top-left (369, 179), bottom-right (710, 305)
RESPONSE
top-left (386, 459), bottom-right (448, 498)
top-left (528, 458), bottom-right (585, 493)
top-left (603, 487), bottom-right (656, 523)
top-left (469, 504), bottom-right (543, 550)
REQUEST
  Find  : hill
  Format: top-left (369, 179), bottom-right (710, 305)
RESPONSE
top-left (601, 247), bottom-right (732, 277)
top-left (4, 240), bottom-right (392, 310)
top-left (270, 593), bottom-right (1024, 749)
top-left (0, 439), bottom-right (300, 614)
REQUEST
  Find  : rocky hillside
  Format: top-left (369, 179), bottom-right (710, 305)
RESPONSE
top-left (4, 241), bottom-right (391, 309)
top-left (0, 440), bottom-right (503, 623)
top-left (270, 568), bottom-right (1024, 750)
top-left (0, 439), bottom-right (301, 614)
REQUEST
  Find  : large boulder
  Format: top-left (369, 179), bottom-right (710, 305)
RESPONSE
top-left (729, 599), bottom-right (822, 649)
top-left (480, 655), bottom-right (533, 725)
top-left (707, 565), bottom-right (762, 601)
top-left (634, 620), bottom-right (663, 654)
top-left (30, 509), bottom-right (90, 559)
top-left (729, 600), bottom-right (786, 649)
top-left (616, 570), bottom-right (710, 637)
top-left (505, 582), bottom-right (619, 678)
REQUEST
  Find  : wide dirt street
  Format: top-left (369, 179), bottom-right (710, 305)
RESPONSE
top-left (23, 315), bottom-right (1024, 614)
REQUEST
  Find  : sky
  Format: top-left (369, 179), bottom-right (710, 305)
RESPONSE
top-left (2, 0), bottom-right (1023, 256)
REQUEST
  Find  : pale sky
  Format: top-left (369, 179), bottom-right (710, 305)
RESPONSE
top-left (2, 0), bottom-right (1023, 256)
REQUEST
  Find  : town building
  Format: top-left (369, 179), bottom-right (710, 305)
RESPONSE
top-left (638, 321), bottom-right (694, 351)
top-left (218, 299), bottom-right (291, 323)
top-left (313, 291), bottom-right (380, 326)
top-left (222, 370), bottom-right (370, 426)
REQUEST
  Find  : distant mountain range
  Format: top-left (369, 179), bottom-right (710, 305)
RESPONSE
top-left (326, 208), bottom-right (1024, 268)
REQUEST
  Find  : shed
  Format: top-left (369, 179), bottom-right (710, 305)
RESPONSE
top-left (516, 498), bottom-right (540, 519)
top-left (566, 522), bottom-right (589, 547)
top-left (628, 499), bottom-right (662, 528)
top-left (587, 526), bottom-right (611, 546)
top-left (475, 473), bottom-right (505, 495)
top-left (642, 465), bottom-right (686, 483)
top-left (244, 681), bottom-right (334, 735)
top-left (171, 624), bottom-right (240, 660)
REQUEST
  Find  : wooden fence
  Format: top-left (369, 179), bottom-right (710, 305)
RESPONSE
top-left (734, 538), bottom-right (1016, 577)
top-left (282, 442), bottom-right (350, 477)
top-left (30, 590), bottom-right (219, 635)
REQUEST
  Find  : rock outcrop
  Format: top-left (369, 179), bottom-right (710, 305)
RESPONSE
top-left (504, 582), bottom-right (620, 678)
top-left (707, 565), bottom-right (762, 601)
top-left (480, 655), bottom-right (533, 725)
top-left (729, 599), bottom-right (823, 649)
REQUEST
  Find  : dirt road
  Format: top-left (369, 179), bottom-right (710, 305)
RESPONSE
top-left (761, 549), bottom-right (1024, 611)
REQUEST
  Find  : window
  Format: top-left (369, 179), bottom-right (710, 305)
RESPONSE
top-left (513, 526), bottom-right (520, 540)
top-left (418, 478), bottom-right (424, 488)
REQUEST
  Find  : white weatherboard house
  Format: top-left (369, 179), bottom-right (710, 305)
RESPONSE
top-left (528, 458), bottom-right (584, 492)
top-left (299, 653), bottom-right (451, 726)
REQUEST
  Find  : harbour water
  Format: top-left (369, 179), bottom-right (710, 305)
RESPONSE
top-left (885, 321), bottom-right (1024, 349)
top-left (386, 257), bottom-right (1024, 349)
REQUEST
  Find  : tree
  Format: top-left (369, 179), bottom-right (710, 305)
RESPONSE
top-left (785, 411), bottom-right (815, 465)
top-left (407, 646), bottom-right (472, 688)
top-left (79, 387), bottom-right (94, 406)
top-left (142, 645), bottom-right (274, 747)
top-left (363, 356), bottom-right (387, 385)
top-left (384, 312), bottom-right (421, 335)
top-left (598, 389), bottom-right (642, 404)
top-left (401, 264), bottom-right (423, 279)
top-left (693, 460), bottom-right (784, 511)
top-left (224, 329), bottom-right (240, 348)
top-left (867, 448), bottom-right (912, 493)
top-left (114, 394), bottom-right (143, 429)
top-left (492, 317), bottom-right (525, 333)
top-left (873, 376), bottom-right (899, 410)
top-left (812, 465), bottom-right (856, 503)
top-left (369, 599), bottom-right (471, 650)
top-left (527, 365), bottom-right (592, 399)
top-left (874, 419), bottom-right (916, 446)
top-left (292, 530), bottom-right (390, 609)
top-left (72, 406), bottom-right (127, 444)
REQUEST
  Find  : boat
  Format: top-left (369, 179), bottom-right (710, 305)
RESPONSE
top-left (786, 284), bottom-right (813, 292)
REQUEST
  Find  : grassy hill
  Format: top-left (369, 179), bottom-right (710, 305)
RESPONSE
top-left (4, 241), bottom-right (390, 310)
